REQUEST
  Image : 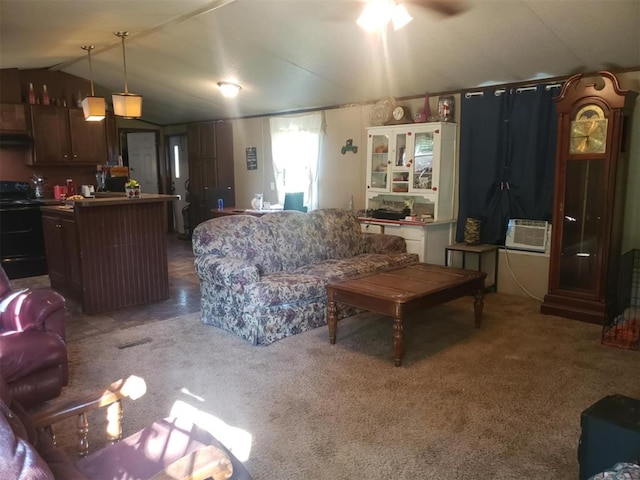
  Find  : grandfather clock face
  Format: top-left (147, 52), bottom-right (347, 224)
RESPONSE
top-left (569, 104), bottom-right (608, 154)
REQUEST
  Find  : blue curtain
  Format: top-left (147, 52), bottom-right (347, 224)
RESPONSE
top-left (456, 86), bottom-right (558, 245)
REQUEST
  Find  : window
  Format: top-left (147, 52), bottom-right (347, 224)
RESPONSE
top-left (269, 112), bottom-right (324, 210)
top-left (173, 144), bottom-right (180, 178)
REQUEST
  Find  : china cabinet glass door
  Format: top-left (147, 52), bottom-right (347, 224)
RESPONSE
top-left (412, 131), bottom-right (434, 191)
top-left (368, 133), bottom-right (389, 191)
top-left (390, 132), bottom-right (409, 193)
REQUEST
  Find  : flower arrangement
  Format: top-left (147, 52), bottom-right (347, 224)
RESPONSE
top-left (125, 178), bottom-right (141, 199)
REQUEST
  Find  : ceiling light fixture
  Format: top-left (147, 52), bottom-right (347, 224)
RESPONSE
top-left (217, 81), bottom-right (241, 98)
top-left (80, 45), bottom-right (105, 121)
top-left (112, 32), bottom-right (142, 119)
top-left (357, 0), bottom-right (413, 32)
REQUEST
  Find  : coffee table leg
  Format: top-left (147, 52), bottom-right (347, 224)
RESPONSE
top-left (393, 316), bottom-right (403, 367)
top-left (473, 289), bottom-right (484, 328)
top-left (328, 300), bottom-right (338, 344)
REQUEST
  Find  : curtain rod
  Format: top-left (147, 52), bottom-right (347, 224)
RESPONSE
top-left (464, 83), bottom-right (562, 98)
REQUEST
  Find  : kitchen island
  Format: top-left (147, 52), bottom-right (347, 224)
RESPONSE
top-left (41, 194), bottom-right (178, 314)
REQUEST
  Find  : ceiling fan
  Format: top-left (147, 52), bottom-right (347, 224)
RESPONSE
top-left (357, 0), bottom-right (466, 32)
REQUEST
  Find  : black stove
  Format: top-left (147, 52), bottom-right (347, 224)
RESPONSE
top-left (0, 181), bottom-right (42, 206)
top-left (0, 181), bottom-right (47, 279)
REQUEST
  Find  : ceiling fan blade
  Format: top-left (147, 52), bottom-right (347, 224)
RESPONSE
top-left (407, 0), bottom-right (467, 17)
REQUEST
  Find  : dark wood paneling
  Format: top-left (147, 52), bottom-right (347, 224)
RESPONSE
top-left (0, 69), bottom-right (22, 103)
top-left (76, 202), bottom-right (169, 314)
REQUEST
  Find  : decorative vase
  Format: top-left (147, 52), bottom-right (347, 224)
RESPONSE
top-left (251, 193), bottom-right (263, 210)
top-left (464, 217), bottom-right (481, 245)
top-left (125, 186), bottom-right (141, 199)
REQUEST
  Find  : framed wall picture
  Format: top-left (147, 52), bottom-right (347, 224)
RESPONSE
top-left (246, 147), bottom-right (257, 170)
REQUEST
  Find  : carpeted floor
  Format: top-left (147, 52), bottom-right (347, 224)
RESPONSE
top-left (41, 289), bottom-right (640, 479)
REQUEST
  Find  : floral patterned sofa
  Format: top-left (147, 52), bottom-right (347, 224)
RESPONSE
top-left (192, 208), bottom-right (419, 345)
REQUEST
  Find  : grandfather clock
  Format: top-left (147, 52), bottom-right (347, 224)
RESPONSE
top-left (541, 71), bottom-right (637, 324)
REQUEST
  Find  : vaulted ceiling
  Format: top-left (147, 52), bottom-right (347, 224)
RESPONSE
top-left (1, 0), bottom-right (638, 125)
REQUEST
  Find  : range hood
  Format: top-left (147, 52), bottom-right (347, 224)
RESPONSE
top-left (0, 132), bottom-right (33, 147)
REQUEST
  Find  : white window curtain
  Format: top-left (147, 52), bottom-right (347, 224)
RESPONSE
top-left (269, 111), bottom-right (324, 211)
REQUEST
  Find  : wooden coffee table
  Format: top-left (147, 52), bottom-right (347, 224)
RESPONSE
top-left (326, 263), bottom-right (486, 366)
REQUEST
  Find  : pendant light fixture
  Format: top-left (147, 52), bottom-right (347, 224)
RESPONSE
top-left (112, 31), bottom-right (142, 118)
top-left (81, 45), bottom-right (106, 121)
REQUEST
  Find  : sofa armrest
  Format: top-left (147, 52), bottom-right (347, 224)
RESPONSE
top-left (363, 233), bottom-right (407, 254)
top-left (0, 288), bottom-right (66, 341)
top-left (194, 256), bottom-right (260, 290)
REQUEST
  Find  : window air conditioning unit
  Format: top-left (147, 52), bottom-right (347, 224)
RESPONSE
top-left (505, 219), bottom-right (550, 253)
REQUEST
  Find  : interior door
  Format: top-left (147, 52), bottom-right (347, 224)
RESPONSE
top-left (126, 132), bottom-right (159, 194)
top-left (168, 135), bottom-right (188, 234)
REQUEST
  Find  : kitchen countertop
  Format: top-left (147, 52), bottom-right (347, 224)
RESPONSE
top-left (40, 205), bottom-right (75, 215)
top-left (41, 193), bottom-right (178, 209)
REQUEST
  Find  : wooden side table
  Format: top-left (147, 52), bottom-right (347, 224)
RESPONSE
top-left (445, 243), bottom-right (499, 292)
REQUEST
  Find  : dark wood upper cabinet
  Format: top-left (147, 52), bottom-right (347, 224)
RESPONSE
top-left (187, 121), bottom-right (234, 227)
top-left (68, 108), bottom-right (107, 164)
top-left (0, 104), bottom-right (28, 134)
top-left (29, 105), bottom-right (71, 164)
top-left (29, 105), bottom-right (108, 165)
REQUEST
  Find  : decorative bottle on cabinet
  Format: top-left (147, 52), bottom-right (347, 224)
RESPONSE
top-left (42, 85), bottom-right (50, 105)
top-left (28, 83), bottom-right (36, 104)
top-left (541, 71), bottom-right (637, 324)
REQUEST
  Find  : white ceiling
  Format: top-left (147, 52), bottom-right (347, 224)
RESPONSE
top-left (1, 0), bottom-right (639, 125)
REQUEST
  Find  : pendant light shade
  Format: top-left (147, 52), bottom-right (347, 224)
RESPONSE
top-left (112, 32), bottom-right (142, 118)
top-left (112, 93), bottom-right (143, 118)
top-left (81, 45), bottom-right (105, 121)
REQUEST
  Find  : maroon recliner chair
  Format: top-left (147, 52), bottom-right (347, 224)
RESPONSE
top-left (0, 266), bottom-right (68, 408)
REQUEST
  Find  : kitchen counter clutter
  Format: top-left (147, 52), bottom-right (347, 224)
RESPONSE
top-left (40, 193), bottom-right (178, 314)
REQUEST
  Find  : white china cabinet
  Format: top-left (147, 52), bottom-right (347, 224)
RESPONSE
top-left (365, 122), bottom-right (456, 221)
top-left (362, 122), bottom-right (457, 264)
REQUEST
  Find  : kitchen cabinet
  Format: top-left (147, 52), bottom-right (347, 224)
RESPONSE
top-left (187, 121), bottom-right (234, 226)
top-left (29, 105), bottom-right (107, 165)
top-left (0, 103), bottom-right (28, 134)
top-left (365, 122), bottom-right (456, 222)
top-left (41, 210), bottom-right (82, 301)
top-left (105, 110), bottom-right (119, 165)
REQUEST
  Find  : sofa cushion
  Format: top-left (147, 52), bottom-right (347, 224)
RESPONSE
top-left (309, 209), bottom-right (365, 259)
top-left (192, 215), bottom-right (282, 274)
top-left (296, 253), bottom-right (419, 282)
top-left (259, 211), bottom-right (326, 270)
